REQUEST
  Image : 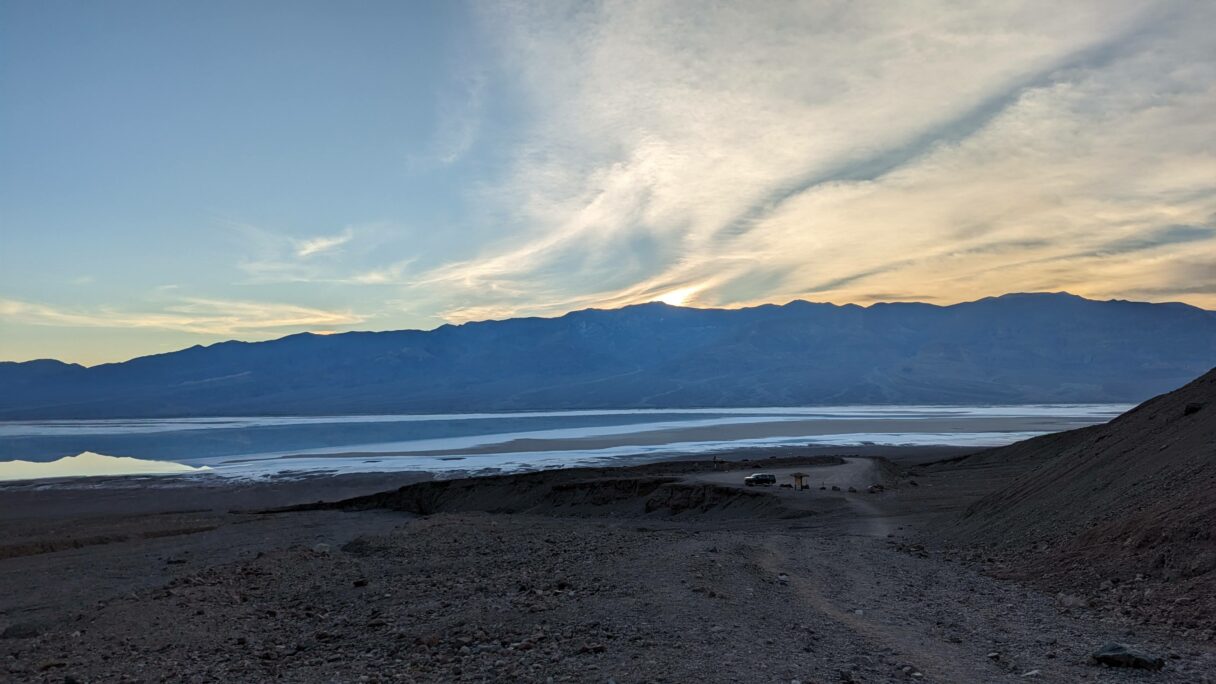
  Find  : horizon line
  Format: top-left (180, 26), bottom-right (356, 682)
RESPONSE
top-left (6, 290), bottom-right (1211, 369)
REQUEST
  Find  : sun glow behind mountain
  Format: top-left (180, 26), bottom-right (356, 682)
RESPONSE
top-left (656, 287), bottom-right (699, 307)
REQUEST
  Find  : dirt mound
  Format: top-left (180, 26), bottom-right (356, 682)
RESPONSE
top-left (291, 476), bottom-right (803, 520)
top-left (270, 457), bottom-right (842, 520)
top-left (939, 368), bottom-right (1216, 632)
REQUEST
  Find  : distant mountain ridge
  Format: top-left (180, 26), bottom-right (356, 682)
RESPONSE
top-left (2, 292), bottom-right (1214, 419)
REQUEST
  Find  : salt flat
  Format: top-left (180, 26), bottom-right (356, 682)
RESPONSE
top-left (0, 404), bottom-right (1125, 481)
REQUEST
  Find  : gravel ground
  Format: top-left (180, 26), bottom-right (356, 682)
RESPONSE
top-left (2, 453), bottom-right (1213, 683)
top-left (3, 510), bottom-right (1213, 683)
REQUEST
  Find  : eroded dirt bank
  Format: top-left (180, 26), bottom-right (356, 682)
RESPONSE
top-left (269, 456), bottom-right (852, 520)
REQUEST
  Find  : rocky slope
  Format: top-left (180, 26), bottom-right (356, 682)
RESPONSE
top-left (939, 368), bottom-right (1216, 633)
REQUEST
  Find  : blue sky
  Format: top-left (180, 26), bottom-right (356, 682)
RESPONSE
top-left (2, 1), bottom-right (1214, 364)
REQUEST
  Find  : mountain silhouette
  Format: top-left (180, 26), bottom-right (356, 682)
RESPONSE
top-left (2, 292), bottom-right (1213, 419)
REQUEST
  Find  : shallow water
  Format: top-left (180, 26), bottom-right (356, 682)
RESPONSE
top-left (0, 405), bottom-right (1127, 481)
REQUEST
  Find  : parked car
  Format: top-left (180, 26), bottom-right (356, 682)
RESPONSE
top-left (744, 473), bottom-right (776, 487)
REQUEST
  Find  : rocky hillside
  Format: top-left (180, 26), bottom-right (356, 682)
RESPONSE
top-left (941, 368), bottom-right (1216, 633)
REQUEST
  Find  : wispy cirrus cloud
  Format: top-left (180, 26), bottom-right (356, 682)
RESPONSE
top-left (295, 227), bottom-right (355, 257)
top-left (232, 222), bottom-right (376, 284)
top-left (0, 297), bottom-right (364, 336)
top-left (350, 258), bottom-right (418, 285)
top-left (407, 0), bottom-right (1216, 317)
top-left (227, 221), bottom-right (430, 289)
top-left (431, 70), bottom-right (486, 166)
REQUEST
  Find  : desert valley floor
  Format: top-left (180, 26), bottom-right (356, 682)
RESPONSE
top-left (1, 439), bottom-right (1213, 683)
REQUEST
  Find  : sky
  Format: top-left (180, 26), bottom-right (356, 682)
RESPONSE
top-left (1, 0), bottom-right (1214, 365)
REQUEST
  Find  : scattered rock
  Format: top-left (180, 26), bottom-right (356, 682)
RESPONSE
top-left (1183, 402), bottom-right (1204, 416)
top-left (1055, 593), bottom-right (1087, 609)
top-left (1021, 669), bottom-right (1040, 677)
top-left (1090, 642), bottom-right (1164, 670)
top-left (312, 543), bottom-right (331, 554)
top-left (1, 623), bottom-right (39, 639)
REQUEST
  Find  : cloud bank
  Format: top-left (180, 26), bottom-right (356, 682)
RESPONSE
top-left (417, 0), bottom-right (1215, 318)
top-left (0, 297), bottom-right (363, 337)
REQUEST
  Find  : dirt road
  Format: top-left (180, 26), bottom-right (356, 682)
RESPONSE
top-left (687, 458), bottom-right (900, 537)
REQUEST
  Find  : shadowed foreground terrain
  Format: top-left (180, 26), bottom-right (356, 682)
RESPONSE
top-left (1, 432), bottom-right (1214, 683)
top-left (934, 367), bottom-right (1216, 634)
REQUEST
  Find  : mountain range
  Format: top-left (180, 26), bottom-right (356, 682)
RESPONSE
top-left (2, 292), bottom-right (1214, 419)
